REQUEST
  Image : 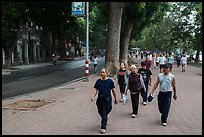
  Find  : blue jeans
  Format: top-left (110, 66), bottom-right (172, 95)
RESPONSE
top-left (158, 91), bottom-right (172, 123)
top-left (141, 82), bottom-right (149, 102)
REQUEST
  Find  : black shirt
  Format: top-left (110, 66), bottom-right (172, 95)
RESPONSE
top-left (138, 68), bottom-right (152, 83)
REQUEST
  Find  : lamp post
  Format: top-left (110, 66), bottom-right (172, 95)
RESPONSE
top-left (84, 2), bottom-right (89, 82)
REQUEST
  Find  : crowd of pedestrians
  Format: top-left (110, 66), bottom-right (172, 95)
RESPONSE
top-left (90, 50), bottom-right (181, 134)
top-left (88, 49), bottom-right (195, 134)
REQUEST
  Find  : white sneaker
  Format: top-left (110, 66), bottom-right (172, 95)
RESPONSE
top-left (143, 102), bottom-right (147, 105)
top-left (131, 114), bottom-right (136, 118)
top-left (162, 123), bottom-right (167, 126)
top-left (100, 129), bottom-right (106, 134)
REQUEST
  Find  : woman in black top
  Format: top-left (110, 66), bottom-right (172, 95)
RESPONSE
top-left (114, 62), bottom-right (129, 102)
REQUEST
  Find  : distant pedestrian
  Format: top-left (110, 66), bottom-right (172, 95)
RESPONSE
top-left (90, 68), bottom-right (118, 134)
top-left (159, 53), bottom-right (167, 73)
top-left (167, 53), bottom-right (174, 71)
top-left (152, 53), bottom-right (157, 69)
top-left (125, 65), bottom-right (146, 118)
top-left (145, 57), bottom-right (152, 70)
top-left (149, 63), bottom-right (177, 126)
top-left (138, 61), bottom-right (152, 106)
top-left (176, 54), bottom-right (181, 67)
top-left (93, 55), bottom-right (98, 73)
top-left (140, 51), bottom-right (144, 59)
top-left (52, 53), bottom-right (57, 65)
top-left (156, 54), bottom-right (160, 69)
top-left (114, 62), bottom-right (129, 102)
top-left (180, 54), bottom-right (187, 72)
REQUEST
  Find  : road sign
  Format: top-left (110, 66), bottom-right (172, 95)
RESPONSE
top-left (71, 2), bottom-right (85, 17)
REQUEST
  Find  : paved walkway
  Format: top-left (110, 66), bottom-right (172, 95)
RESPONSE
top-left (2, 60), bottom-right (202, 135)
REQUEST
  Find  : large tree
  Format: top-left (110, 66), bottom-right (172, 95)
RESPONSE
top-left (120, 2), bottom-right (168, 66)
top-left (2, 2), bottom-right (28, 68)
top-left (105, 2), bottom-right (125, 76)
top-left (166, 2), bottom-right (202, 62)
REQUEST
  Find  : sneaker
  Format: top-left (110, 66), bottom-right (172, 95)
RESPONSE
top-left (120, 99), bottom-right (123, 102)
top-left (100, 129), bottom-right (106, 134)
top-left (162, 123), bottom-right (167, 126)
top-left (143, 102), bottom-right (147, 105)
top-left (131, 114), bottom-right (136, 118)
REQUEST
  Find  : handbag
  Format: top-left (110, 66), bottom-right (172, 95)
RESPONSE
top-left (122, 94), bottom-right (128, 105)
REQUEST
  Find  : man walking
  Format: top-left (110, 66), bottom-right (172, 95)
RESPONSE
top-left (149, 63), bottom-right (177, 126)
top-left (138, 61), bottom-right (152, 106)
top-left (90, 68), bottom-right (118, 134)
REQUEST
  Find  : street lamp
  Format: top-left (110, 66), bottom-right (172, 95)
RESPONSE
top-left (84, 2), bottom-right (89, 82)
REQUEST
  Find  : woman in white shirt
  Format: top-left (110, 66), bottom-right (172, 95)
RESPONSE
top-left (93, 55), bottom-right (98, 73)
top-left (180, 54), bottom-right (187, 72)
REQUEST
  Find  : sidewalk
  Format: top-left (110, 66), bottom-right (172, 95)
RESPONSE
top-left (2, 60), bottom-right (202, 135)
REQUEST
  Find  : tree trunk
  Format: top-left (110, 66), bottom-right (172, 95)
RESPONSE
top-left (195, 35), bottom-right (202, 63)
top-left (58, 22), bottom-right (66, 59)
top-left (5, 30), bottom-right (20, 68)
top-left (40, 31), bottom-right (52, 61)
top-left (120, 17), bottom-right (134, 67)
top-left (105, 2), bottom-right (125, 76)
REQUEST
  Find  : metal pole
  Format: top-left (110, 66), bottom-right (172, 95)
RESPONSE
top-left (84, 2), bottom-right (89, 82)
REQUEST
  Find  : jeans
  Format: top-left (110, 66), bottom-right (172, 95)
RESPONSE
top-left (141, 82), bottom-right (149, 102)
top-left (130, 92), bottom-right (140, 115)
top-left (158, 91), bottom-right (172, 123)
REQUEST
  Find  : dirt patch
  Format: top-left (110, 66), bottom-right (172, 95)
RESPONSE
top-left (2, 99), bottom-right (55, 110)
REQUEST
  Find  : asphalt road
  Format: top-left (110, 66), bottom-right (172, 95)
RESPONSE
top-left (2, 56), bottom-right (105, 100)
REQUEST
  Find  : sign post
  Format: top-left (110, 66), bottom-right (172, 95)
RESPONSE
top-left (71, 2), bottom-right (89, 82)
top-left (84, 2), bottom-right (89, 82)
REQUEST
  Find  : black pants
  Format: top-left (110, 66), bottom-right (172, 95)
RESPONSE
top-left (96, 97), bottom-right (112, 129)
top-left (158, 91), bottom-right (172, 123)
top-left (119, 83), bottom-right (126, 97)
top-left (130, 92), bottom-right (140, 115)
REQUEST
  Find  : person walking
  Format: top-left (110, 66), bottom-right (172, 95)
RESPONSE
top-left (180, 54), bottom-right (187, 72)
top-left (125, 65), bottom-right (146, 118)
top-left (93, 55), bottom-right (98, 73)
top-left (176, 54), bottom-right (181, 67)
top-left (90, 68), bottom-right (118, 134)
top-left (158, 53), bottom-right (167, 73)
top-left (52, 53), bottom-right (57, 65)
top-left (138, 61), bottom-right (152, 106)
top-left (145, 57), bottom-right (152, 70)
top-left (114, 62), bottom-right (129, 102)
top-left (167, 53), bottom-right (174, 71)
top-left (149, 63), bottom-right (177, 126)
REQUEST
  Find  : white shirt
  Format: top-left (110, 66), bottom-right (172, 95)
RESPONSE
top-left (159, 56), bottom-right (166, 65)
top-left (181, 57), bottom-right (187, 65)
top-left (93, 58), bottom-right (98, 64)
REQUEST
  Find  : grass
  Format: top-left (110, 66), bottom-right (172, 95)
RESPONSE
top-left (188, 62), bottom-right (202, 68)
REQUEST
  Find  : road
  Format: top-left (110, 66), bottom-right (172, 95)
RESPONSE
top-left (2, 56), bottom-right (105, 100)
